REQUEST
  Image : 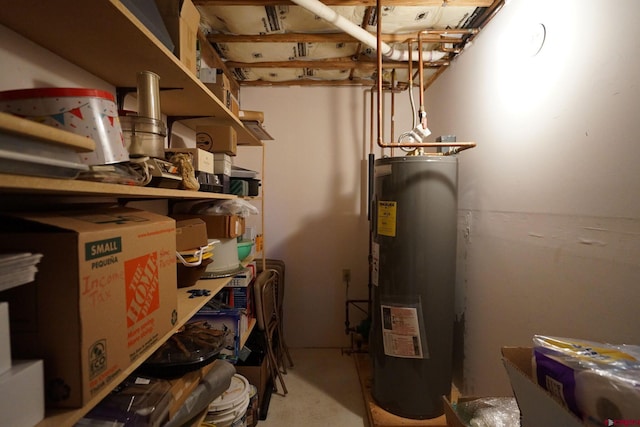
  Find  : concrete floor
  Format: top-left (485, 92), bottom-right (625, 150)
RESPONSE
top-left (258, 348), bottom-right (369, 427)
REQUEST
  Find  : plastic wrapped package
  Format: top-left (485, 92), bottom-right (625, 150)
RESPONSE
top-left (532, 335), bottom-right (640, 426)
top-left (200, 199), bottom-right (259, 218)
top-left (76, 375), bottom-right (172, 427)
top-left (454, 397), bottom-right (520, 427)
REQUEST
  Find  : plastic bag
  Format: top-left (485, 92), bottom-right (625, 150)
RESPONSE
top-left (532, 335), bottom-right (640, 425)
top-left (455, 397), bottom-right (520, 427)
top-left (199, 199), bottom-right (259, 218)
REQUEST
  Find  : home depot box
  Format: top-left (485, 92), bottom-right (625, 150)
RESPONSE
top-left (171, 214), bottom-right (245, 239)
top-left (501, 347), bottom-right (586, 427)
top-left (155, 0), bottom-right (200, 74)
top-left (165, 148), bottom-right (214, 174)
top-left (196, 125), bottom-right (237, 156)
top-left (0, 207), bottom-right (177, 408)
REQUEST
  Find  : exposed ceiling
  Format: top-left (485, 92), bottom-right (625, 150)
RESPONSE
top-left (194, 0), bottom-right (504, 91)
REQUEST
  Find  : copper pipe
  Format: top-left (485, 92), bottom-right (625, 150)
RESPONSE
top-left (373, 2), bottom-right (476, 151)
top-left (376, 0), bottom-right (383, 148)
top-left (390, 69), bottom-right (396, 157)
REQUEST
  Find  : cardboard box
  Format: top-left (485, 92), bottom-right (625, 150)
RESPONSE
top-left (501, 347), bottom-right (586, 427)
top-left (196, 125), bottom-right (237, 156)
top-left (121, 0), bottom-right (174, 52)
top-left (0, 208), bottom-right (178, 407)
top-left (236, 357), bottom-right (268, 414)
top-left (213, 153), bottom-right (233, 175)
top-left (165, 148), bottom-right (214, 174)
top-left (443, 396), bottom-right (476, 427)
top-left (155, 0), bottom-right (200, 74)
top-left (190, 309), bottom-right (247, 361)
top-left (175, 218), bottom-right (208, 251)
top-left (171, 214), bottom-right (245, 239)
top-left (205, 72), bottom-right (239, 117)
top-left (0, 360), bottom-right (44, 427)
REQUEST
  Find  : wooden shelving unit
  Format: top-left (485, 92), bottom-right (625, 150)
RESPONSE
top-left (0, 170), bottom-right (260, 427)
top-left (0, 173), bottom-right (237, 200)
top-left (36, 274), bottom-right (255, 427)
top-left (0, 2), bottom-right (266, 425)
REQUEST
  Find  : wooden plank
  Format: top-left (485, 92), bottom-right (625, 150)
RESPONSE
top-left (0, 173), bottom-right (237, 200)
top-left (0, 112), bottom-right (95, 153)
top-left (207, 33), bottom-right (468, 44)
top-left (354, 353), bottom-right (459, 427)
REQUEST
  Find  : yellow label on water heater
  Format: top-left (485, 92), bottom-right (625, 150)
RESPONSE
top-left (377, 201), bottom-right (397, 237)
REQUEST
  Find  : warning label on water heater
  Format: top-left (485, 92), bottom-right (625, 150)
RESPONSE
top-left (381, 305), bottom-right (425, 359)
top-left (377, 201), bottom-right (397, 237)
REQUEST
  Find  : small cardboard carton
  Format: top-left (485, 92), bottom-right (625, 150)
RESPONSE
top-left (165, 148), bottom-right (215, 174)
top-left (213, 153), bottom-right (232, 176)
top-left (171, 214), bottom-right (245, 239)
top-left (205, 72), bottom-right (239, 117)
top-left (443, 395), bottom-right (478, 427)
top-left (501, 347), bottom-right (586, 427)
top-left (196, 125), bottom-right (237, 156)
top-left (190, 308), bottom-right (247, 362)
top-left (0, 207), bottom-right (178, 407)
top-left (236, 356), bottom-right (268, 414)
top-left (175, 218), bottom-right (208, 251)
top-left (155, 0), bottom-right (200, 74)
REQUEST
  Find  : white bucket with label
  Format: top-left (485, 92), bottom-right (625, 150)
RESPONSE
top-left (206, 374), bottom-right (251, 427)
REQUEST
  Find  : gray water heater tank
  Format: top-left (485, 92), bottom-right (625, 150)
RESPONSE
top-left (370, 155), bottom-right (458, 419)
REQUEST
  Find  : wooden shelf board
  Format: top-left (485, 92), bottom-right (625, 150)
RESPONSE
top-left (36, 276), bottom-right (231, 427)
top-left (0, 173), bottom-right (237, 200)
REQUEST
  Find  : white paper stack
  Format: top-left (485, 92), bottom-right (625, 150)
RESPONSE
top-left (0, 252), bottom-right (43, 292)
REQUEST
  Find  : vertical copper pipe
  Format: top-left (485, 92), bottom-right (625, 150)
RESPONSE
top-left (390, 69), bottom-right (396, 157)
top-left (376, 0), bottom-right (383, 148)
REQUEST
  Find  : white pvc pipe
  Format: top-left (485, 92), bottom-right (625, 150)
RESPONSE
top-left (289, 0), bottom-right (446, 62)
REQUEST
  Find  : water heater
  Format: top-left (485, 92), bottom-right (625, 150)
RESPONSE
top-left (370, 155), bottom-right (458, 419)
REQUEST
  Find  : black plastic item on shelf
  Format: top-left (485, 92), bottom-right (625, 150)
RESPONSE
top-left (139, 320), bottom-right (229, 378)
top-left (79, 374), bottom-right (173, 427)
top-left (231, 178), bottom-right (260, 196)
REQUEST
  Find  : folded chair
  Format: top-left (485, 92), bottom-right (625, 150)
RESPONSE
top-left (256, 259), bottom-right (294, 372)
top-left (253, 268), bottom-right (288, 395)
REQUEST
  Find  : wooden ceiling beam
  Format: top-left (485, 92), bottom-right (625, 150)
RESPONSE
top-left (239, 78), bottom-right (376, 87)
top-left (194, 0), bottom-right (494, 6)
top-left (224, 58), bottom-right (448, 69)
top-left (207, 32), bottom-right (466, 44)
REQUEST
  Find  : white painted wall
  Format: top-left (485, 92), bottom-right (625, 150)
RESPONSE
top-left (237, 86), bottom-right (387, 348)
top-left (424, 0), bottom-right (640, 395)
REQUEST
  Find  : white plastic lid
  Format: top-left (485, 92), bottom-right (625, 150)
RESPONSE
top-left (209, 374), bottom-right (250, 412)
